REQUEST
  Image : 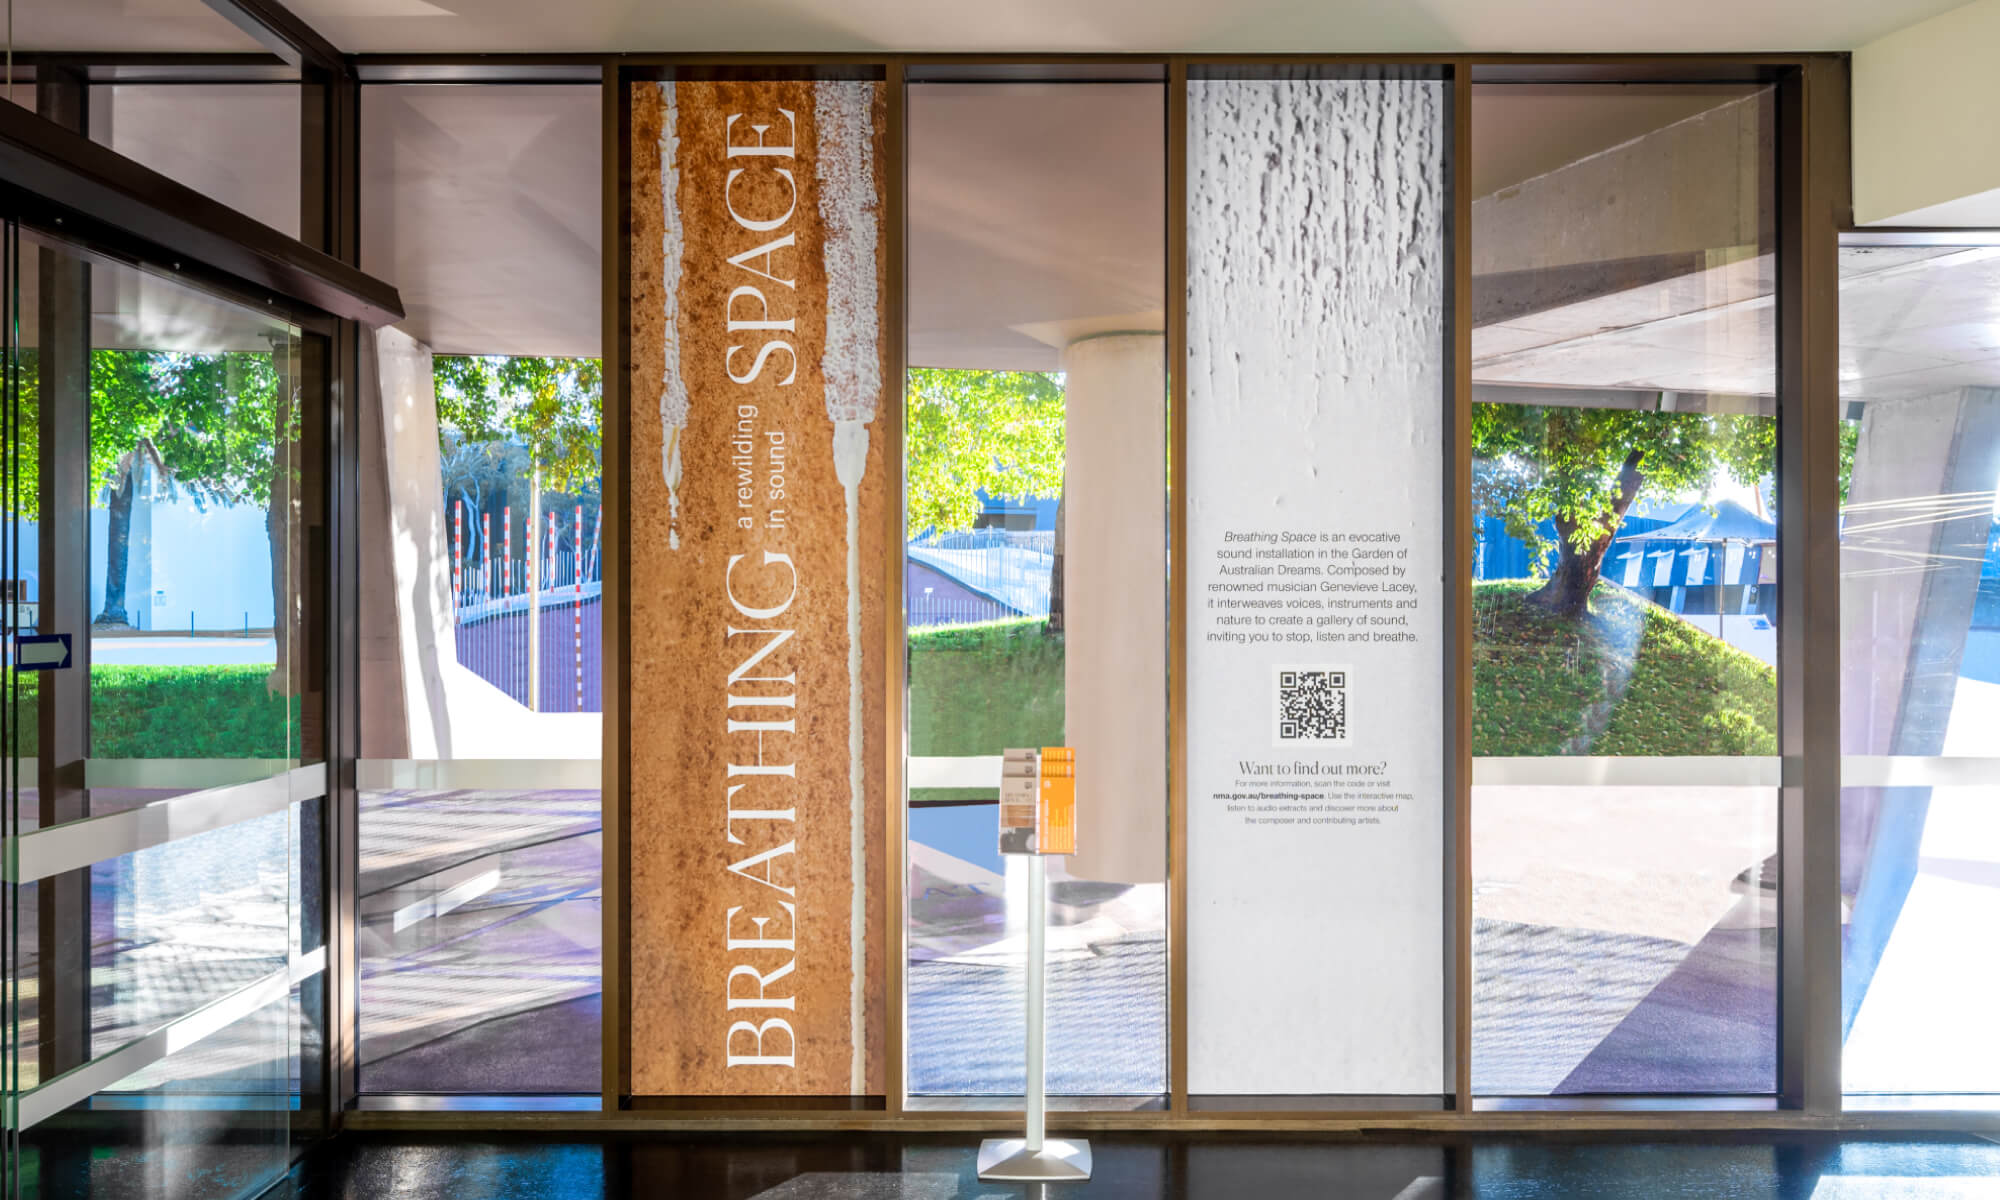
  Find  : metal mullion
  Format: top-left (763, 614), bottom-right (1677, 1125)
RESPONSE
top-left (195, 0), bottom-right (347, 75)
top-left (601, 61), bottom-right (630, 1114)
top-left (1448, 56), bottom-right (1474, 1113)
top-left (1775, 56), bottom-right (1848, 1115)
top-left (1165, 55), bottom-right (1190, 1119)
top-left (883, 58), bottom-right (908, 1119)
top-left (300, 55), bottom-right (364, 1131)
top-left (32, 67), bottom-right (93, 1099)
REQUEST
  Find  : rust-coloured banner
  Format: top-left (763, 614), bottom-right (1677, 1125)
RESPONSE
top-left (628, 78), bottom-right (887, 1096)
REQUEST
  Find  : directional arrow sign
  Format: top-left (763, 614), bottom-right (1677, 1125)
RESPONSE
top-left (15, 633), bottom-right (71, 671)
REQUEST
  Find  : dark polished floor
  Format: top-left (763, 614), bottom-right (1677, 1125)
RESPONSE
top-left (290, 1132), bottom-right (2000, 1199)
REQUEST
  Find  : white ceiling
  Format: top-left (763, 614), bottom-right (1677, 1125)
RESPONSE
top-left (264, 0), bottom-right (1973, 55)
top-left (14, 0), bottom-right (262, 52)
top-left (359, 85), bottom-right (602, 359)
top-left (909, 83), bottom-right (1163, 370)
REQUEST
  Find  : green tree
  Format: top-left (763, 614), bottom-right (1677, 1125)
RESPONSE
top-left (1472, 402), bottom-right (1774, 618)
top-left (433, 355), bottom-right (601, 708)
top-left (905, 368), bottom-right (1067, 628)
top-left (89, 349), bottom-right (289, 631)
top-left (904, 368), bottom-right (1065, 538)
top-left (432, 356), bottom-right (602, 494)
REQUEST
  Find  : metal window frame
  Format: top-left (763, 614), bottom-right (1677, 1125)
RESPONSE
top-left (36, 29), bottom-right (2000, 1138)
top-left (568, 49), bottom-right (1870, 1135)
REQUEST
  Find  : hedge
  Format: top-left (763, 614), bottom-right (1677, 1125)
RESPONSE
top-left (11, 664), bottom-right (301, 759)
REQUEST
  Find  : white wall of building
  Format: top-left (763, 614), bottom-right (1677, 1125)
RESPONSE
top-left (1854, 0), bottom-right (2000, 225)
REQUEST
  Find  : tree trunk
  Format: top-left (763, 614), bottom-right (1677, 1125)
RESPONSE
top-left (1526, 448), bottom-right (1646, 619)
top-left (1047, 477), bottom-right (1066, 634)
top-left (265, 349), bottom-right (295, 697)
top-left (94, 462), bottom-right (136, 627)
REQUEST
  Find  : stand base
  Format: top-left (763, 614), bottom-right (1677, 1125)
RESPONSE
top-left (976, 1137), bottom-right (1093, 1181)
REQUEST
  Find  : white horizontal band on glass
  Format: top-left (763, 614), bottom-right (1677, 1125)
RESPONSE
top-left (5, 944), bottom-right (324, 1134)
top-left (0, 758), bottom-right (301, 793)
top-left (357, 758), bottom-right (601, 791)
top-left (908, 755), bottom-right (1005, 790)
top-left (1472, 756), bottom-right (1782, 788)
top-left (911, 755), bottom-right (2000, 792)
top-left (1840, 756), bottom-right (2000, 789)
top-left (4, 763), bottom-right (326, 884)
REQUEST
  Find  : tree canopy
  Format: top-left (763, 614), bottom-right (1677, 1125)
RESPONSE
top-left (2, 348), bottom-right (284, 522)
top-left (90, 349), bottom-right (289, 509)
top-left (904, 368), bottom-right (1064, 539)
top-left (1471, 403), bottom-right (1774, 615)
top-left (432, 356), bottom-right (602, 494)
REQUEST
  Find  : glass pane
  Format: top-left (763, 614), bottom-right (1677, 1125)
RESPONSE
top-left (905, 80), bottom-right (1167, 1101)
top-left (89, 811), bottom-right (291, 1060)
top-left (9, 232), bottom-right (306, 839)
top-left (358, 784), bottom-right (601, 1093)
top-left (89, 86), bottom-right (304, 240)
top-left (1469, 83), bottom-right (1780, 1095)
top-left (5, 225), bottom-right (313, 1200)
top-left (1473, 784), bottom-right (1776, 1094)
top-left (355, 83), bottom-right (604, 1096)
top-left (1838, 241), bottom-right (2000, 1099)
top-left (17, 990), bottom-right (290, 1200)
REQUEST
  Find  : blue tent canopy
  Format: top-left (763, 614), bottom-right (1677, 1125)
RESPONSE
top-left (1615, 498), bottom-right (1775, 543)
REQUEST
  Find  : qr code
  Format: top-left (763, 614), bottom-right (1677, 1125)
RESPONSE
top-left (1276, 668), bottom-right (1348, 744)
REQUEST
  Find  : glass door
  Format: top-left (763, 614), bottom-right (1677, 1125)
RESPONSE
top-left (3, 223), bottom-right (323, 1200)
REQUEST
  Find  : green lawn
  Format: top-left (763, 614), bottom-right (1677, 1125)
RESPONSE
top-left (908, 618), bottom-right (1064, 802)
top-left (907, 584), bottom-right (1776, 768)
top-left (1473, 580), bottom-right (1776, 756)
top-left (11, 664), bottom-right (301, 759)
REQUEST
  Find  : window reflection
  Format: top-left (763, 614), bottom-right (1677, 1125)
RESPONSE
top-left (1837, 242), bottom-right (2000, 1099)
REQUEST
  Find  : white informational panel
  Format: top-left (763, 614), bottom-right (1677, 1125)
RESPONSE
top-left (1185, 72), bottom-right (1448, 1096)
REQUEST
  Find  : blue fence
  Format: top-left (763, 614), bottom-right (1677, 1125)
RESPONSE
top-left (905, 528), bottom-right (1054, 627)
top-left (449, 504), bottom-right (604, 713)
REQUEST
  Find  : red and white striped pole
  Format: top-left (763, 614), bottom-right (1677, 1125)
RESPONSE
top-left (574, 504), bottom-right (584, 711)
top-left (526, 506), bottom-right (538, 711)
top-left (502, 506), bottom-right (512, 598)
top-left (547, 511), bottom-right (557, 596)
top-left (481, 512), bottom-right (492, 603)
top-left (452, 501), bottom-right (463, 610)
top-left (588, 505), bottom-right (603, 585)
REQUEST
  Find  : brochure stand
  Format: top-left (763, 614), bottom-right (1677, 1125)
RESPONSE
top-left (976, 849), bottom-right (1092, 1182)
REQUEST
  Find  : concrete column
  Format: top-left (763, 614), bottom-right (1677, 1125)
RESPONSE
top-left (1841, 387), bottom-right (2000, 761)
top-left (1059, 332), bottom-right (1166, 885)
top-left (1839, 386), bottom-right (2000, 1029)
top-left (359, 326), bottom-right (459, 759)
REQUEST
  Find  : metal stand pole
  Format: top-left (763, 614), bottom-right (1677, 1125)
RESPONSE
top-left (977, 853), bottom-right (1091, 1182)
top-left (1026, 851), bottom-right (1045, 1154)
